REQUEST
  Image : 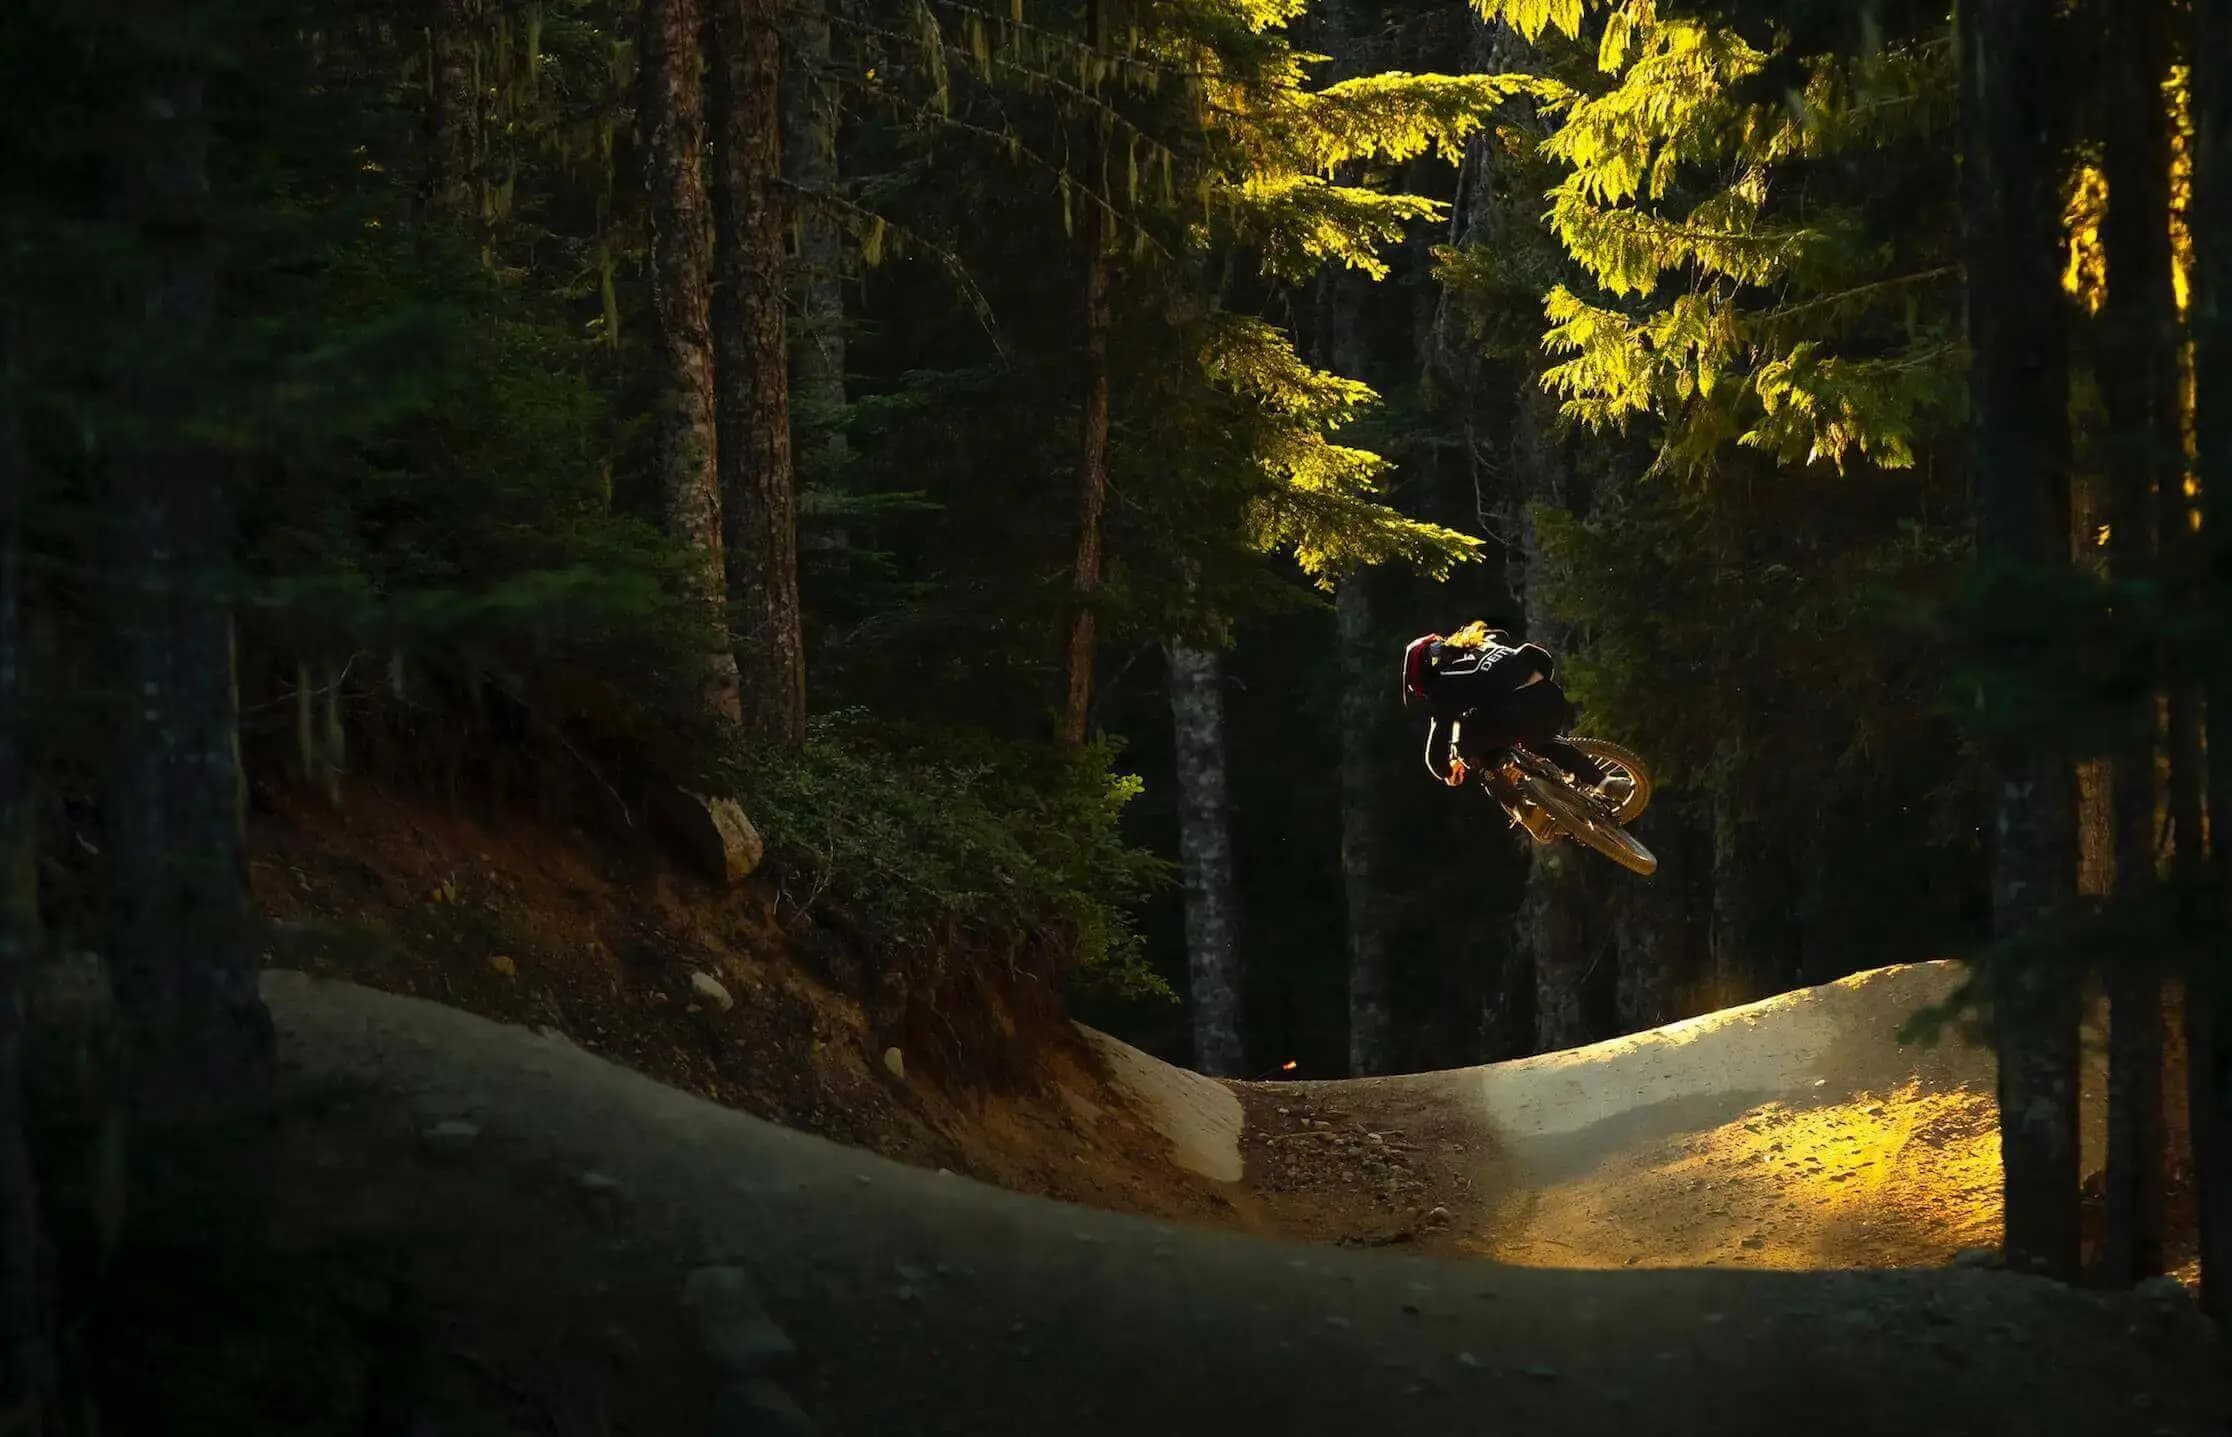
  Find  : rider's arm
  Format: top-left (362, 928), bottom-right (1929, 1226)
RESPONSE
top-left (1424, 716), bottom-right (1457, 782)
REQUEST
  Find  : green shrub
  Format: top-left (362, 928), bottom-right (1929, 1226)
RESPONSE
top-left (736, 714), bottom-right (1174, 1000)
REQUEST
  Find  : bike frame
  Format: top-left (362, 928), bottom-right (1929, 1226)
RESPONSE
top-left (1478, 745), bottom-right (1571, 833)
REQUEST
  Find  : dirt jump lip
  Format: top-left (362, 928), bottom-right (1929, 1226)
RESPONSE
top-left (259, 967), bottom-right (2217, 1436)
top-left (1424, 960), bottom-right (1990, 1145)
top-left (1075, 1025), bottom-right (1245, 1182)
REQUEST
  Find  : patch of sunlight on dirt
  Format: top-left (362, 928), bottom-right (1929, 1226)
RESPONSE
top-left (1478, 1081), bottom-right (2003, 1271)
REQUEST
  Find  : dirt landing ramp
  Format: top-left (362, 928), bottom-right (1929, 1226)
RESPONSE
top-left (1417, 962), bottom-right (2016, 1268)
top-left (1106, 962), bottom-right (2046, 1269)
top-left (263, 970), bottom-right (2214, 1436)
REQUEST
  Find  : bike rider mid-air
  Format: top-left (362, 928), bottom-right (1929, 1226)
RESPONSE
top-left (1401, 621), bottom-right (1627, 841)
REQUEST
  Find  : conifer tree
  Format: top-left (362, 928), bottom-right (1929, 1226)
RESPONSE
top-left (646, 0), bottom-right (746, 724)
top-left (0, 296), bottom-right (43, 1437)
top-left (886, 0), bottom-right (1534, 736)
top-left (716, 0), bottom-right (808, 745)
top-left (2183, 0), bottom-right (2232, 1321)
top-left (785, 0), bottom-right (856, 560)
top-left (1959, 0), bottom-right (2081, 1282)
top-left (2093, 0), bottom-right (2176, 1288)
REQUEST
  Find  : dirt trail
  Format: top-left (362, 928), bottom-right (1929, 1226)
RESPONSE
top-left (261, 970), bottom-right (2221, 1435)
top-left (1100, 962), bottom-right (2105, 1272)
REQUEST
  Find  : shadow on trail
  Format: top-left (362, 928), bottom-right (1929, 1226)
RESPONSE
top-left (254, 970), bottom-right (2225, 1437)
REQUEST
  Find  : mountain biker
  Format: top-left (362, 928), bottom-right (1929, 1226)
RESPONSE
top-left (1400, 621), bottom-right (1623, 832)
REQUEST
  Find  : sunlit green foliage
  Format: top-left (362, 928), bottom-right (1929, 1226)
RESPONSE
top-left (1419, 0), bottom-right (1988, 1012)
top-left (851, 0), bottom-right (1517, 597)
top-left (1462, 0), bottom-right (1961, 479)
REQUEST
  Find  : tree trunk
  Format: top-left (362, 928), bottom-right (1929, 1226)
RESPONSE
top-left (1615, 798), bottom-right (1703, 1032)
top-left (1475, 940), bottom-right (1534, 1062)
top-left (2096, 0), bottom-right (2175, 1288)
top-left (1959, 0), bottom-right (2083, 1282)
top-left (2104, 931), bottom-right (2169, 1284)
top-left (713, 0), bottom-right (805, 745)
top-left (2165, 693), bottom-right (2205, 887)
top-left (427, 0), bottom-right (484, 229)
top-left (1610, 868), bottom-right (1671, 1033)
top-left (0, 310), bottom-right (51, 1437)
top-left (2068, 460), bottom-right (2115, 904)
top-left (1321, 250), bottom-right (1396, 1078)
top-left (1058, 237), bottom-right (1110, 749)
top-left (1335, 580), bottom-right (1395, 1076)
top-left (1059, 0), bottom-right (1115, 750)
top-left (1509, 388), bottom-right (1593, 1054)
top-left (1525, 845), bottom-right (1592, 1052)
top-left (112, 56), bottom-right (274, 1109)
top-left (1167, 645), bottom-right (1245, 1077)
top-left (645, 0), bottom-right (744, 725)
top-left (2071, 444), bottom-right (2114, 908)
top-left (1705, 806), bottom-right (1752, 1007)
top-left (782, 0), bottom-right (851, 562)
top-left (2184, 0), bottom-right (2232, 1323)
top-left (1434, 12), bottom-right (1541, 1066)
top-left (2072, 756), bottom-right (2114, 899)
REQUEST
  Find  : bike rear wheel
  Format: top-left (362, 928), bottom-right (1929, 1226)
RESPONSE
top-left (1516, 770), bottom-right (1659, 877)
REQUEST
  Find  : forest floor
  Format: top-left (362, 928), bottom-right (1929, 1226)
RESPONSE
top-left (212, 782), bottom-right (2223, 1433)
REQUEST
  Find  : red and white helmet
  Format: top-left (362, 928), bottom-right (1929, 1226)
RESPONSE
top-left (1401, 633), bottom-right (1441, 708)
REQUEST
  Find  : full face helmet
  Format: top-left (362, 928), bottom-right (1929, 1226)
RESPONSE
top-left (1401, 633), bottom-right (1442, 710)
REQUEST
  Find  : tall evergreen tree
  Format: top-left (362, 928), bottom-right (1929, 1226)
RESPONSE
top-left (1335, 571), bottom-right (1396, 1072)
top-left (2183, 0), bottom-right (2232, 1322)
top-left (2094, 0), bottom-right (2175, 1288)
top-left (105, 2), bottom-right (275, 1151)
top-left (1060, 0), bottom-right (1119, 749)
top-left (0, 298), bottom-right (46, 1437)
top-left (715, 0), bottom-right (807, 745)
top-left (784, 0), bottom-right (854, 554)
top-left (427, 0), bottom-right (487, 228)
top-left (1512, 388), bottom-right (1596, 1051)
top-left (1167, 642), bottom-right (1245, 1074)
top-left (646, 0), bottom-right (746, 723)
top-left (1958, 0), bottom-right (2082, 1282)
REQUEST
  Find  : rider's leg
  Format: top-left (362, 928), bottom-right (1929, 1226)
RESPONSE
top-left (1509, 684), bottom-right (1609, 788)
top-left (1538, 735), bottom-right (1609, 789)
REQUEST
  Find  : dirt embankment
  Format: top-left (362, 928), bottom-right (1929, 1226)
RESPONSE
top-left (248, 779), bottom-right (1254, 1234)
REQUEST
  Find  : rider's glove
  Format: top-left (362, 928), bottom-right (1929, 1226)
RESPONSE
top-left (1444, 756), bottom-right (1467, 787)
